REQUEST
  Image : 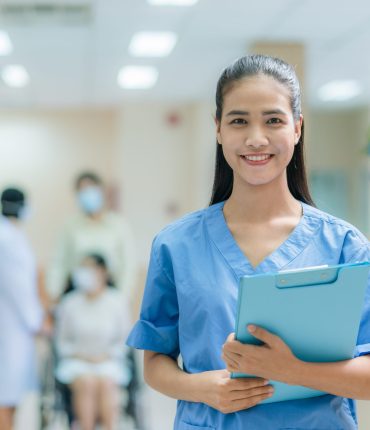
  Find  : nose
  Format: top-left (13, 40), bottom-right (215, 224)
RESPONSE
top-left (245, 127), bottom-right (268, 149)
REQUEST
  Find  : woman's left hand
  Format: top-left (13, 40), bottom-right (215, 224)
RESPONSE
top-left (222, 325), bottom-right (302, 384)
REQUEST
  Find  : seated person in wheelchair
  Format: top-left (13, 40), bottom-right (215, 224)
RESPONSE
top-left (54, 253), bottom-right (131, 430)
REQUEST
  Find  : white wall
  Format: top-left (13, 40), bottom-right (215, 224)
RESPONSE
top-left (188, 102), bottom-right (216, 209)
top-left (308, 108), bottom-right (369, 233)
top-left (116, 101), bottom-right (215, 266)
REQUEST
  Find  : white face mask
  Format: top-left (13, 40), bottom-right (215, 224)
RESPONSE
top-left (72, 267), bottom-right (99, 293)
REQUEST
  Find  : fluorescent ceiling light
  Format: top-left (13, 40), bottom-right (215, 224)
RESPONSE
top-left (318, 80), bottom-right (361, 102)
top-left (1, 65), bottom-right (30, 88)
top-left (129, 32), bottom-right (177, 57)
top-left (147, 0), bottom-right (199, 5)
top-left (117, 66), bottom-right (158, 89)
top-left (0, 31), bottom-right (13, 56)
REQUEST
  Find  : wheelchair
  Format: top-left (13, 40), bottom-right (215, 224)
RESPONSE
top-left (39, 274), bottom-right (145, 429)
top-left (39, 332), bottom-right (144, 429)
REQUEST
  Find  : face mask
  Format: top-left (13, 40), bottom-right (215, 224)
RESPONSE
top-left (77, 187), bottom-right (104, 214)
top-left (72, 267), bottom-right (99, 293)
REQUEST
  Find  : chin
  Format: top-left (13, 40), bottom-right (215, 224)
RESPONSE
top-left (238, 170), bottom-right (286, 188)
top-left (242, 176), bottom-right (275, 187)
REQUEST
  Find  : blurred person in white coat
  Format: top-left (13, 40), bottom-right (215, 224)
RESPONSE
top-left (0, 188), bottom-right (44, 430)
top-left (47, 172), bottom-right (137, 304)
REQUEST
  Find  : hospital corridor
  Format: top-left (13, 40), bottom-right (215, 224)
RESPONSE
top-left (1, 1), bottom-right (370, 429)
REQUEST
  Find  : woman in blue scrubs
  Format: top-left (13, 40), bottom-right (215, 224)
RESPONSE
top-left (127, 55), bottom-right (370, 429)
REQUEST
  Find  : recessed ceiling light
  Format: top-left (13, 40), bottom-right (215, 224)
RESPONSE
top-left (1, 65), bottom-right (29, 88)
top-left (129, 32), bottom-right (177, 57)
top-left (147, 0), bottom-right (199, 5)
top-left (0, 31), bottom-right (13, 56)
top-left (117, 66), bottom-right (158, 89)
top-left (318, 80), bottom-right (362, 102)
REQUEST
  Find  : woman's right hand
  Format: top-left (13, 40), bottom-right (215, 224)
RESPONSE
top-left (196, 369), bottom-right (274, 414)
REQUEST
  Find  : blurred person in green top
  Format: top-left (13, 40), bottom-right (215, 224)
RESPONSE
top-left (47, 171), bottom-right (137, 304)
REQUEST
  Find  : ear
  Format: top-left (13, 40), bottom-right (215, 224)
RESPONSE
top-left (294, 114), bottom-right (303, 145)
top-left (215, 117), bottom-right (222, 145)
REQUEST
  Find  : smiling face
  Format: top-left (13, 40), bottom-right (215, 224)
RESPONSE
top-left (216, 74), bottom-right (302, 191)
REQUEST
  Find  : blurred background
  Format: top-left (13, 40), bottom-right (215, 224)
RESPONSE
top-left (0, 0), bottom-right (370, 429)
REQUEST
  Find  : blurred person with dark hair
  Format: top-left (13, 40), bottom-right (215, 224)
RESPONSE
top-left (0, 188), bottom-right (44, 430)
top-left (47, 171), bottom-right (137, 303)
top-left (55, 253), bottom-right (131, 430)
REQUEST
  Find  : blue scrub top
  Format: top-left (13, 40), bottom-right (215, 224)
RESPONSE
top-left (127, 201), bottom-right (370, 430)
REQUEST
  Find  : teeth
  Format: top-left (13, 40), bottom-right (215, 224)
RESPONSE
top-left (244, 154), bottom-right (271, 161)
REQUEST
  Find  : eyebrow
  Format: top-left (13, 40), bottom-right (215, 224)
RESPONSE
top-left (226, 109), bottom-right (288, 116)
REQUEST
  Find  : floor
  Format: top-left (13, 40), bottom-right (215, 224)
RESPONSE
top-left (13, 389), bottom-right (176, 430)
top-left (13, 390), bottom-right (370, 430)
top-left (12, 346), bottom-right (370, 430)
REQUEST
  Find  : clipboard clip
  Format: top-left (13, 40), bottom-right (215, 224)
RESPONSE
top-left (276, 266), bottom-right (339, 289)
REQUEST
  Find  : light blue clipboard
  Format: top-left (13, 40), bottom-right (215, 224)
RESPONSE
top-left (232, 262), bottom-right (370, 404)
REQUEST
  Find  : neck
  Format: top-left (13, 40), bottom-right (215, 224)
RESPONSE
top-left (86, 284), bottom-right (105, 300)
top-left (7, 216), bottom-right (20, 226)
top-left (85, 210), bottom-right (104, 221)
top-left (224, 174), bottom-right (301, 224)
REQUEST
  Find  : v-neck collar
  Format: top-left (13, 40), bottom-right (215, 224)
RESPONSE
top-left (205, 201), bottom-right (322, 279)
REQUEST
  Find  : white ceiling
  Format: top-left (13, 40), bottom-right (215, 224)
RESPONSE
top-left (0, 0), bottom-right (370, 110)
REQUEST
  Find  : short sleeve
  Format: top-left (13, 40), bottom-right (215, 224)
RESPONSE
top-left (350, 243), bottom-right (370, 358)
top-left (126, 236), bottom-right (179, 359)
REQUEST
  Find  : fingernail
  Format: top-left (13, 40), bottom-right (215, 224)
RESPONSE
top-left (268, 387), bottom-right (274, 393)
top-left (263, 380), bottom-right (270, 385)
top-left (248, 324), bottom-right (256, 333)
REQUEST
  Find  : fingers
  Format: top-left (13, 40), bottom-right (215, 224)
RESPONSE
top-left (247, 325), bottom-right (279, 346)
top-left (219, 369), bottom-right (231, 379)
top-left (222, 347), bottom-right (241, 362)
top-left (226, 332), bottom-right (235, 342)
top-left (222, 344), bottom-right (258, 372)
top-left (231, 385), bottom-right (274, 402)
top-left (223, 333), bottom-right (242, 356)
top-left (223, 352), bottom-right (240, 372)
top-left (222, 388), bottom-right (274, 413)
top-left (222, 339), bottom-right (247, 356)
top-left (225, 363), bottom-right (239, 373)
top-left (223, 327), bottom-right (280, 356)
top-left (228, 377), bottom-right (269, 391)
top-left (231, 390), bottom-right (274, 410)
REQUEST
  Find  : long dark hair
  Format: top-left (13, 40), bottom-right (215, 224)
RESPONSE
top-left (210, 54), bottom-right (315, 206)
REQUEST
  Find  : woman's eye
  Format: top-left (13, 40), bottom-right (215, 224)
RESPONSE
top-left (267, 118), bottom-right (282, 124)
top-left (230, 118), bottom-right (246, 125)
